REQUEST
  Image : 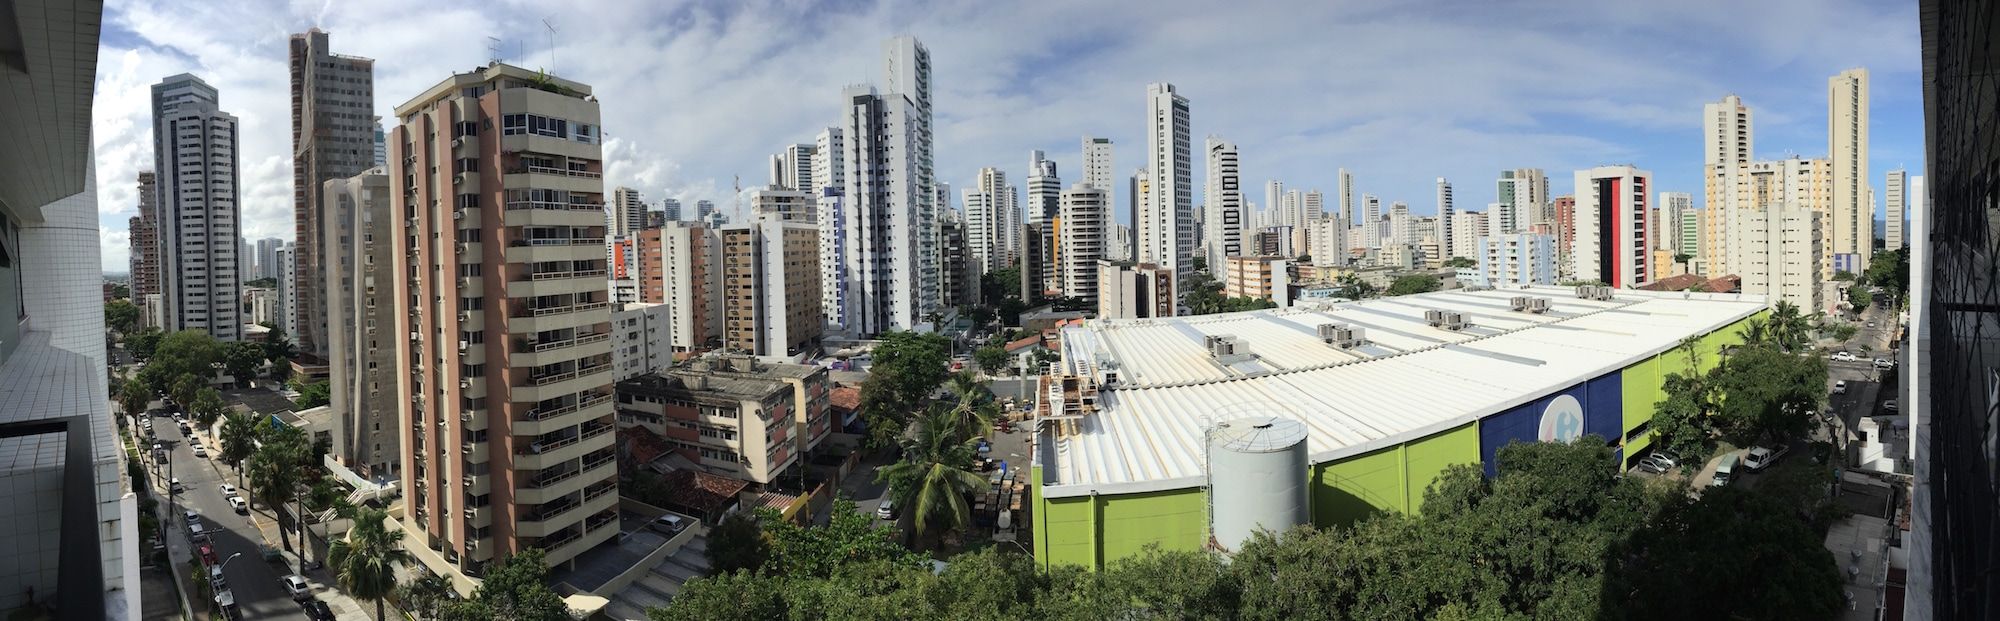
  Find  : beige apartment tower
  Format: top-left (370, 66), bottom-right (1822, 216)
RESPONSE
top-left (291, 28), bottom-right (376, 357)
top-left (1829, 68), bottom-right (1870, 271)
top-left (719, 219), bottom-right (822, 358)
top-left (323, 167), bottom-right (401, 477)
top-left (391, 63), bottom-right (620, 577)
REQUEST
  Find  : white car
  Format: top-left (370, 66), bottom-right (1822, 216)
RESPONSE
top-left (1743, 445), bottom-right (1789, 471)
top-left (191, 444), bottom-right (207, 458)
top-left (1831, 351), bottom-right (1858, 362)
top-left (877, 499), bottom-right (897, 520)
top-left (228, 495), bottom-right (248, 514)
top-left (282, 574), bottom-right (311, 601)
top-left (218, 483), bottom-right (236, 496)
top-left (1873, 358), bottom-right (1895, 370)
top-left (1833, 380), bottom-right (1848, 395)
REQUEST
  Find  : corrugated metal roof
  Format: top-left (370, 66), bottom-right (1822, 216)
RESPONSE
top-left (1041, 285), bottom-right (1766, 497)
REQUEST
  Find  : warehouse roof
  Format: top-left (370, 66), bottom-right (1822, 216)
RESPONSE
top-left (1037, 285), bottom-right (1767, 497)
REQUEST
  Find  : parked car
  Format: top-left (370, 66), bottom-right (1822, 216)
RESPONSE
top-left (301, 599), bottom-right (334, 621)
top-left (1831, 351), bottom-right (1858, 362)
top-left (1874, 358), bottom-right (1895, 369)
top-left (1649, 451), bottom-right (1680, 469)
top-left (191, 444), bottom-right (207, 458)
top-left (197, 543), bottom-right (217, 565)
top-left (282, 574), bottom-right (312, 601)
top-left (1634, 454), bottom-right (1669, 474)
top-left (1711, 454), bottom-right (1739, 488)
top-left (877, 499), bottom-right (898, 520)
top-left (228, 496), bottom-right (248, 515)
top-left (1743, 444), bottom-right (1789, 471)
top-left (1833, 380), bottom-right (1848, 395)
top-left (170, 478), bottom-right (184, 494)
top-left (218, 483), bottom-right (236, 496)
top-left (653, 514), bottom-right (685, 535)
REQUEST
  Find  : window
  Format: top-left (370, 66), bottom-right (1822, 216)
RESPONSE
top-left (573, 124), bottom-right (596, 144)
top-left (501, 114), bottom-right (527, 135)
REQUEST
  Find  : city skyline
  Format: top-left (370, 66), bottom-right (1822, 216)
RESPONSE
top-left (88, 0), bottom-right (1923, 272)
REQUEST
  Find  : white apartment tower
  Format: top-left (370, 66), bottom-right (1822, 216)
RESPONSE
top-left (1362, 194), bottom-right (1381, 249)
top-left (1337, 168), bottom-right (1355, 225)
top-left (1705, 94), bottom-right (1754, 168)
top-left (837, 80), bottom-right (937, 333)
top-left (770, 143), bottom-right (815, 192)
top-left (1082, 136), bottom-right (1114, 191)
top-left (609, 187), bottom-right (646, 237)
top-left (1204, 137), bottom-right (1243, 270)
top-left (1829, 68), bottom-right (1870, 271)
top-left (1451, 210), bottom-right (1488, 260)
top-left (1026, 151), bottom-right (1062, 228)
top-left (1437, 177), bottom-right (1456, 259)
top-left (1495, 168), bottom-right (1547, 235)
top-left (1656, 191), bottom-right (1693, 255)
top-left (1732, 204), bottom-right (1825, 312)
top-left (1891, 174), bottom-right (1917, 252)
top-left (152, 74), bottom-right (243, 341)
top-left (1059, 184), bottom-right (1110, 303)
top-left (964, 167), bottom-right (1019, 272)
top-left (1572, 165), bottom-right (1653, 288)
top-left (813, 127), bottom-right (847, 328)
top-left (1140, 83), bottom-right (1193, 306)
top-left (1884, 169), bottom-right (1905, 253)
top-left (322, 167), bottom-right (399, 477)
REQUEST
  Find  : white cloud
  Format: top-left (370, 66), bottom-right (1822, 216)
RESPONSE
top-left (92, 0), bottom-right (1922, 272)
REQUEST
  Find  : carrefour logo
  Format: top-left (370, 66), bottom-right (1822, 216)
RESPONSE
top-left (1537, 394), bottom-right (1585, 443)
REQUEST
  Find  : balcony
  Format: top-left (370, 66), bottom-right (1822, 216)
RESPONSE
top-left (513, 363), bottom-right (612, 402)
top-left (461, 440), bottom-right (489, 463)
top-left (461, 471), bottom-right (490, 495)
top-left (511, 423), bottom-right (615, 470)
top-left (501, 201), bottom-right (603, 227)
top-left (513, 457), bottom-right (615, 505)
top-left (509, 332), bottom-right (612, 368)
top-left (463, 505), bottom-right (491, 528)
top-left (518, 489), bottom-right (617, 538)
top-left (508, 164), bottom-right (602, 179)
top-left (504, 302), bottom-right (609, 334)
top-left (512, 393), bottom-right (612, 435)
top-left (460, 408), bottom-right (488, 431)
top-left (505, 241), bottom-right (605, 264)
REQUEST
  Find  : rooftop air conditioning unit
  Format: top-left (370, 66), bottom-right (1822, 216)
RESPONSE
top-left (1316, 323), bottom-right (1343, 342)
top-left (1204, 335), bottom-right (1238, 358)
top-left (1425, 309), bottom-right (1446, 327)
top-left (1100, 371), bottom-right (1119, 387)
top-left (1338, 326), bottom-right (1367, 349)
top-left (1439, 311), bottom-right (1469, 331)
top-left (1511, 296), bottom-right (1531, 311)
top-left (1528, 298), bottom-right (1551, 314)
top-left (453, 210), bottom-right (466, 220)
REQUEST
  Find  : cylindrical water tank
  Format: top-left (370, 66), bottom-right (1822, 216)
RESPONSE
top-left (1208, 416), bottom-right (1309, 552)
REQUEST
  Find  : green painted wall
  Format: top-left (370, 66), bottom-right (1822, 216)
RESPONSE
top-left (1034, 311), bottom-right (1768, 569)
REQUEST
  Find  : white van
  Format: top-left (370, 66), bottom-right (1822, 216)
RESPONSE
top-left (1710, 454), bottom-right (1738, 488)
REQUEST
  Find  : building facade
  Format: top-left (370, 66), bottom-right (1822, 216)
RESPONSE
top-left (1223, 256), bottom-right (1291, 307)
top-left (1059, 185), bottom-right (1110, 304)
top-left (1203, 137), bottom-right (1243, 271)
top-left (719, 219), bottom-right (821, 359)
top-left (152, 74), bottom-right (244, 341)
top-left (290, 29), bottom-right (375, 357)
top-left (322, 167), bottom-right (400, 478)
top-left (129, 171), bottom-right (161, 302)
top-left (614, 356), bottom-right (832, 485)
top-left (1572, 166), bottom-right (1652, 288)
top-left (1140, 83), bottom-right (1193, 307)
top-left (1474, 233), bottom-right (1556, 288)
top-left (640, 222), bottom-right (720, 353)
top-left (1731, 204), bottom-right (1825, 312)
top-left (611, 302), bottom-right (673, 381)
top-left (1885, 169), bottom-right (1906, 253)
top-left (1098, 262), bottom-right (1175, 320)
top-left (1829, 68), bottom-right (1871, 272)
top-left (391, 63), bottom-right (620, 576)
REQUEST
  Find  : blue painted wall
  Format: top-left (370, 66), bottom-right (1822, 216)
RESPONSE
top-left (1477, 372), bottom-right (1624, 476)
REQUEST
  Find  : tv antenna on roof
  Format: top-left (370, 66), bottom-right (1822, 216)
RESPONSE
top-left (486, 36), bottom-right (502, 64)
top-left (542, 17), bottom-right (558, 72)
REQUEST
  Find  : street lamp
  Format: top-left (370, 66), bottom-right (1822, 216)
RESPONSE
top-left (218, 552), bottom-right (242, 571)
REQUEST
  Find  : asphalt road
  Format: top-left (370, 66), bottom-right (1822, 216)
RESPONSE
top-left (148, 410), bottom-right (311, 621)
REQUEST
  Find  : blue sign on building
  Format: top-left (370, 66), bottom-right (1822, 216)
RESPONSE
top-left (1476, 372), bottom-right (1623, 476)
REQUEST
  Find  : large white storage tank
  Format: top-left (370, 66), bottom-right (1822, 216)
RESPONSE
top-left (1207, 416), bottom-right (1309, 551)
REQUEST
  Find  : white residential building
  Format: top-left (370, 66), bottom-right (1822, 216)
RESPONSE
top-left (1026, 150), bottom-right (1062, 229)
top-left (611, 303), bottom-right (673, 381)
top-left (1655, 191), bottom-right (1693, 254)
top-left (1572, 165), bottom-right (1654, 288)
top-left (152, 74), bottom-right (244, 341)
top-left (656, 222), bottom-right (721, 352)
top-left (1203, 137), bottom-right (1243, 270)
top-left (835, 38), bottom-right (939, 334)
top-left (321, 167), bottom-right (399, 478)
top-left (1891, 174), bottom-right (1917, 252)
top-left (1362, 194), bottom-right (1381, 248)
top-left (1337, 168), bottom-right (1355, 225)
top-left (1452, 210), bottom-right (1489, 261)
top-left (609, 186), bottom-right (647, 237)
top-left (1473, 233), bottom-right (1557, 288)
top-left (813, 127), bottom-right (847, 328)
top-left (1829, 68), bottom-right (1871, 271)
top-left (1082, 136), bottom-right (1114, 192)
top-left (770, 143), bottom-right (815, 192)
top-left (1140, 82), bottom-right (1193, 307)
top-left (1309, 217), bottom-right (1348, 267)
top-left (1059, 185), bottom-right (1110, 303)
top-left (1732, 204), bottom-right (1826, 312)
top-left (1437, 177), bottom-right (1455, 260)
top-left (1495, 168), bottom-right (1547, 235)
top-left (964, 167), bottom-right (1018, 272)
top-left (1885, 169), bottom-right (1906, 253)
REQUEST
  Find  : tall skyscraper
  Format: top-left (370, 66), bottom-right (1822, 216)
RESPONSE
top-left (1203, 137), bottom-right (1243, 270)
top-left (1891, 174), bottom-right (1917, 252)
top-left (391, 64), bottom-right (619, 577)
top-left (1496, 168), bottom-right (1547, 234)
top-left (256, 237), bottom-right (283, 281)
top-left (1437, 177), bottom-right (1455, 259)
top-left (1655, 191), bottom-right (1693, 255)
top-left (290, 28), bottom-right (374, 357)
top-left (1704, 95), bottom-right (1754, 168)
top-left (1082, 136), bottom-right (1114, 193)
top-left (1265, 180), bottom-right (1284, 236)
top-left (1882, 168), bottom-right (1905, 256)
top-left (769, 143), bottom-right (816, 192)
top-left (965, 167), bottom-right (1018, 273)
top-left (322, 167), bottom-right (399, 477)
top-left (129, 171), bottom-right (161, 300)
top-left (1026, 150), bottom-right (1062, 228)
top-left (1338, 168), bottom-right (1355, 225)
top-left (1059, 184), bottom-right (1110, 303)
top-left (1450, 209), bottom-right (1487, 260)
top-left (720, 218), bottom-right (821, 357)
top-left (660, 198), bottom-right (683, 222)
top-left (1362, 194), bottom-right (1381, 248)
top-left (1732, 203), bottom-right (1825, 312)
top-left (1140, 83), bottom-right (1192, 307)
top-left (835, 42), bottom-right (939, 334)
top-left (1572, 166), bottom-right (1653, 288)
top-left (609, 187), bottom-right (646, 237)
top-left (1829, 68), bottom-right (1871, 270)
top-left (153, 74), bottom-right (243, 341)
top-left (1700, 94), bottom-right (1757, 276)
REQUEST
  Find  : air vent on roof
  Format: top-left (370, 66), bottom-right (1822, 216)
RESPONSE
top-left (1204, 335), bottom-right (1252, 363)
top-left (1320, 323), bottom-right (1367, 349)
top-left (1316, 323), bottom-right (1341, 341)
top-left (1575, 285), bottom-right (1615, 301)
top-left (1425, 309), bottom-right (1470, 331)
top-left (1511, 296), bottom-right (1552, 314)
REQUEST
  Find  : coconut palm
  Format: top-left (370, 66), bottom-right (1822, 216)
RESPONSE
top-left (191, 387), bottom-right (227, 429)
top-left (327, 507), bottom-right (413, 621)
top-left (249, 425), bottom-right (308, 562)
top-left (875, 409), bottom-right (988, 542)
top-left (939, 372), bottom-right (998, 441)
top-left (1767, 301), bottom-right (1810, 352)
top-left (118, 380), bottom-right (151, 425)
top-left (396, 572), bottom-right (453, 621)
top-left (219, 411), bottom-right (261, 489)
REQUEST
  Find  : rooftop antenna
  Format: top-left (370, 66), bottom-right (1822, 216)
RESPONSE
top-left (486, 36), bottom-right (502, 64)
top-left (542, 17), bottom-right (558, 73)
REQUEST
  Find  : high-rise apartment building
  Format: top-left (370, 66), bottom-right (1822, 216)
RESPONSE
top-left (1436, 177), bottom-right (1456, 260)
top-left (1706, 157), bottom-right (1834, 281)
top-left (390, 64), bottom-right (619, 576)
top-left (1655, 191), bottom-right (1693, 256)
top-left (609, 302), bottom-right (672, 381)
top-left (290, 28), bottom-right (375, 358)
top-left (1705, 94), bottom-right (1754, 168)
top-left (1732, 204), bottom-right (1825, 312)
top-left (812, 127), bottom-right (847, 329)
top-left (769, 143), bottom-right (815, 192)
top-left (1495, 169), bottom-right (1547, 235)
top-left (1337, 168), bottom-right (1355, 225)
top-left (1140, 83), bottom-right (1193, 306)
top-left (1082, 136), bottom-right (1113, 192)
top-left (322, 167), bottom-right (399, 477)
top-left (1472, 233), bottom-right (1556, 288)
top-left (153, 73), bottom-right (244, 341)
top-left (1700, 94), bottom-right (1757, 275)
top-left (1362, 194), bottom-right (1381, 248)
top-left (1829, 68), bottom-right (1871, 271)
top-left (964, 167), bottom-right (1018, 273)
top-left (639, 222), bottom-right (720, 353)
top-left (373, 119), bottom-right (387, 167)
top-left (939, 211), bottom-right (979, 308)
top-left (608, 187), bottom-right (646, 237)
top-left (1885, 169), bottom-right (1906, 253)
top-left (1264, 180), bottom-right (1284, 237)
top-left (1450, 210), bottom-right (1488, 261)
top-left (1203, 137), bottom-right (1243, 270)
top-left (659, 198), bottom-right (682, 223)
top-left (255, 237), bottom-right (283, 280)
top-left (1059, 184), bottom-right (1110, 303)
top-left (719, 218), bottom-right (822, 358)
top-left (130, 171), bottom-right (161, 300)
top-left (1097, 262), bottom-right (1174, 319)
top-left (1026, 150), bottom-right (1062, 228)
top-left (614, 356), bottom-right (832, 485)
top-left (1572, 166), bottom-right (1653, 288)
top-left (1892, 175), bottom-right (1918, 252)
top-left (833, 38), bottom-right (939, 334)
top-left (277, 243), bottom-right (296, 339)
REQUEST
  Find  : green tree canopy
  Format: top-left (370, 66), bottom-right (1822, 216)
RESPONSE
top-left (1385, 274), bottom-right (1442, 297)
top-left (104, 300), bottom-right (141, 335)
top-left (856, 331), bottom-right (953, 449)
top-left (1848, 283), bottom-right (1874, 310)
top-left (128, 329), bottom-right (164, 360)
top-left (438, 548), bottom-right (570, 621)
top-left (222, 341), bottom-right (266, 385)
top-left (705, 512), bottom-right (774, 575)
top-left (293, 381), bottom-right (332, 410)
top-left (972, 345), bottom-right (1009, 374)
top-left (1444, 256), bottom-right (1477, 268)
top-left (1832, 269), bottom-right (1857, 282)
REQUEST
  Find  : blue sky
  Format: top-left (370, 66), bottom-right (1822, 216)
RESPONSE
top-left (90, 0), bottom-right (1923, 272)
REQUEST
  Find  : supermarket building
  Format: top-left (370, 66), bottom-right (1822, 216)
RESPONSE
top-left (1031, 285), bottom-right (1769, 568)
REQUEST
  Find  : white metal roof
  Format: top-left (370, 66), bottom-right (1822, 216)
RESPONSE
top-left (1038, 285), bottom-right (1767, 497)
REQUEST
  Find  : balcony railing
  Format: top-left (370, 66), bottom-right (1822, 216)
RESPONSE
top-left (513, 301), bottom-right (608, 319)
top-left (510, 165), bottom-right (603, 179)
top-left (504, 200), bottom-right (605, 212)
top-left (521, 393), bottom-right (611, 422)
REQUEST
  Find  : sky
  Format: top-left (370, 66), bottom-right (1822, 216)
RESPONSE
top-left (90, 0), bottom-right (1924, 273)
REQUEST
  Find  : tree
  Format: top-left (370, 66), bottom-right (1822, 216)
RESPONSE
top-left (439, 548), bottom-right (569, 621)
top-left (1832, 269), bottom-right (1857, 282)
top-left (1708, 345), bottom-right (1826, 446)
top-left (305, 474), bottom-right (352, 523)
top-left (1334, 273), bottom-right (1376, 299)
top-left (937, 372), bottom-right (998, 441)
top-left (104, 300), bottom-right (141, 335)
top-left (763, 499), bottom-right (920, 578)
top-left (856, 331), bottom-right (953, 450)
top-left (118, 380), bottom-right (152, 423)
top-left (293, 381), bottom-right (331, 410)
top-left (151, 329), bottom-right (224, 385)
top-left (1612, 487), bottom-right (1843, 619)
top-left (396, 572), bottom-right (454, 621)
top-left (244, 277), bottom-right (278, 289)
top-left (222, 341), bottom-right (266, 386)
top-left (190, 386), bottom-right (227, 428)
top-left (1444, 256), bottom-right (1477, 268)
top-left (128, 329), bottom-right (164, 360)
top-left (705, 512), bottom-right (774, 575)
top-left (170, 374), bottom-right (204, 408)
top-left (326, 507), bottom-right (414, 621)
top-left (1385, 274), bottom-right (1442, 297)
top-left (1674, 252), bottom-right (1694, 265)
top-left (973, 345), bottom-right (1009, 375)
top-left (652, 570), bottom-right (788, 621)
top-left (876, 409), bottom-right (988, 542)
top-left (219, 411), bottom-right (261, 489)
top-left (249, 424), bottom-right (309, 561)
top-left (1848, 285), bottom-right (1873, 310)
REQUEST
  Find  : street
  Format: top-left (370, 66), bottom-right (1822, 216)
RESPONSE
top-left (143, 407), bottom-right (311, 621)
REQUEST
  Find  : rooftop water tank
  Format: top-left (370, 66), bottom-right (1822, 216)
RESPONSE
top-left (1208, 416), bottom-right (1309, 552)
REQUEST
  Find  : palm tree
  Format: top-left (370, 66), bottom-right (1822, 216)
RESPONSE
top-left (219, 412), bottom-right (260, 489)
top-left (875, 409), bottom-right (988, 543)
top-left (118, 380), bottom-right (151, 425)
top-left (396, 572), bottom-right (452, 621)
top-left (327, 507), bottom-right (414, 621)
top-left (191, 387), bottom-right (227, 429)
top-left (1767, 301), bottom-right (1810, 352)
top-left (939, 372), bottom-right (998, 441)
top-left (249, 425), bottom-right (308, 563)
top-left (170, 373), bottom-right (203, 408)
